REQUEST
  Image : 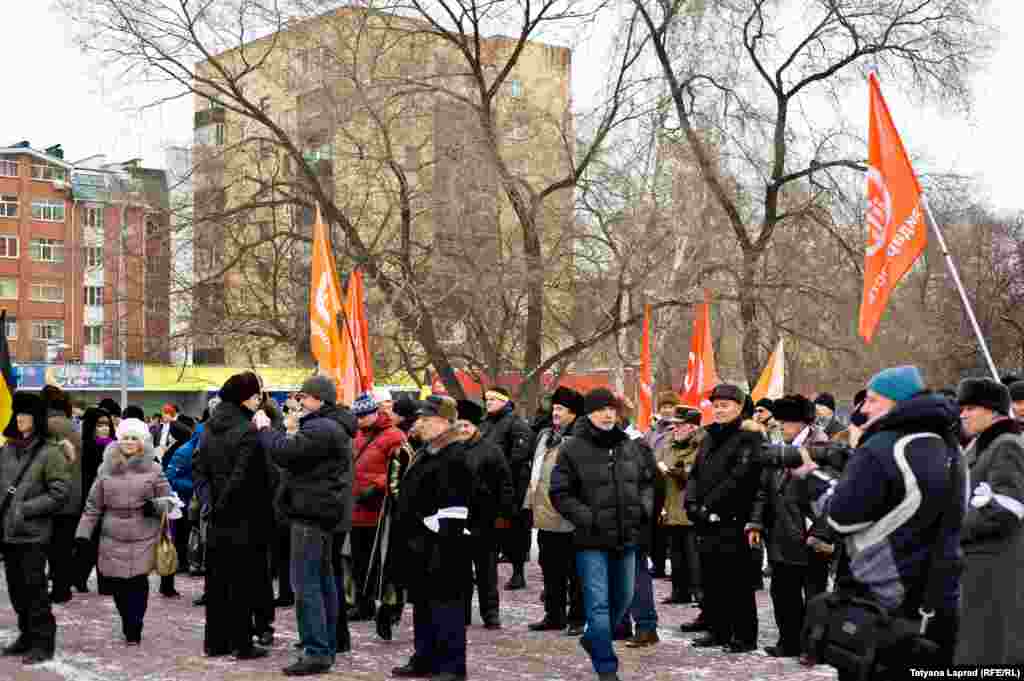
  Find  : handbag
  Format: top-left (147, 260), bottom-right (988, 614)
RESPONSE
top-left (802, 449), bottom-right (959, 681)
top-left (154, 512), bottom-right (179, 577)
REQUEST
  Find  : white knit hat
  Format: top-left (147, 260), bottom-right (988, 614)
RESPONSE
top-left (116, 417), bottom-right (149, 442)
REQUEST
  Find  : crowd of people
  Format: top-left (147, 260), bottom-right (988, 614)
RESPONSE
top-left (0, 366), bottom-right (1022, 680)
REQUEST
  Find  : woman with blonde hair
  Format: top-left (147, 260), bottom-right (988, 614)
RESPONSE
top-left (75, 418), bottom-right (174, 645)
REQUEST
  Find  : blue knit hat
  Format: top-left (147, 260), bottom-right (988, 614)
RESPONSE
top-left (868, 365), bottom-right (925, 403)
top-left (352, 392), bottom-right (378, 418)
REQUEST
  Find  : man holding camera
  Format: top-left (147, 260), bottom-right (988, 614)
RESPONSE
top-left (792, 366), bottom-right (963, 679)
top-left (747, 395), bottom-right (833, 658)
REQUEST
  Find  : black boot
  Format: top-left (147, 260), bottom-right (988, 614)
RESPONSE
top-left (1, 636), bottom-right (31, 656)
top-left (504, 565), bottom-right (526, 590)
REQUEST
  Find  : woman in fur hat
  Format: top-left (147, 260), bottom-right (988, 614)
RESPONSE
top-left (75, 418), bottom-right (174, 645)
top-left (0, 392), bottom-right (71, 664)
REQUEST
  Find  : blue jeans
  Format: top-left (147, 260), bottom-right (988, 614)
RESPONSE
top-left (290, 522), bottom-right (338, 660)
top-left (412, 599), bottom-right (467, 675)
top-left (577, 547), bottom-right (637, 674)
top-left (627, 551), bottom-right (657, 633)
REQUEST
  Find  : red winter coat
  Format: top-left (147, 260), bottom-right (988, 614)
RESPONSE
top-left (352, 412), bottom-right (405, 527)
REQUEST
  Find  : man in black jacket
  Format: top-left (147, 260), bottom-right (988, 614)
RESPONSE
top-left (479, 387), bottom-right (534, 589)
top-left (550, 388), bottom-right (656, 681)
top-left (255, 375), bottom-right (354, 677)
top-left (685, 383), bottom-right (763, 654)
top-left (456, 399), bottom-right (514, 629)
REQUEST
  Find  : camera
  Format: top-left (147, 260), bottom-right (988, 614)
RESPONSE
top-left (756, 441), bottom-right (851, 472)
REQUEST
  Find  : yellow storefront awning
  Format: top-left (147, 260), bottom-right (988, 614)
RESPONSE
top-left (141, 365), bottom-right (421, 392)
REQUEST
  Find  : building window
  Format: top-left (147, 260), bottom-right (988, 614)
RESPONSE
top-left (0, 160), bottom-right (17, 178)
top-left (83, 245), bottom-right (103, 268)
top-left (31, 282), bottom-right (64, 302)
top-left (31, 319), bottom-right (64, 340)
top-left (84, 325), bottom-right (102, 345)
top-left (84, 206), bottom-right (103, 228)
top-left (31, 200), bottom-right (65, 223)
top-left (0, 195), bottom-right (16, 218)
top-left (0, 278), bottom-right (16, 299)
top-left (195, 123), bottom-right (226, 146)
top-left (509, 79), bottom-right (523, 97)
top-left (5, 315), bottom-right (15, 339)
top-left (84, 285), bottom-right (103, 306)
top-left (30, 165), bottom-right (66, 182)
top-left (30, 238), bottom-right (64, 263)
top-left (0, 235), bottom-right (17, 258)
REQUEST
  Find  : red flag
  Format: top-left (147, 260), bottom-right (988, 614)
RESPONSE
top-left (859, 73), bottom-right (928, 343)
top-left (679, 291), bottom-right (720, 424)
top-left (309, 206), bottom-right (346, 397)
top-left (637, 304), bottom-right (653, 431)
top-left (338, 268), bottom-right (373, 405)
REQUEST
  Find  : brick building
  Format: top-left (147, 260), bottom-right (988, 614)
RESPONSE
top-left (0, 142), bottom-right (170, 363)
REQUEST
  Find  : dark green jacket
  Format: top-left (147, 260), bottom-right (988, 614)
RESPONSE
top-left (0, 437), bottom-right (71, 544)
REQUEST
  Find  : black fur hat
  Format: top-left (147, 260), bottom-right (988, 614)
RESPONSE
top-left (772, 394), bottom-right (816, 424)
top-left (1008, 381), bottom-right (1024, 403)
top-left (550, 386), bottom-right (584, 418)
top-left (3, 392), bottom-right (49, 440)
top-left (456, 399), bottom-right (485, 426)
top-left (957, 378), bottom-right (1011, 416)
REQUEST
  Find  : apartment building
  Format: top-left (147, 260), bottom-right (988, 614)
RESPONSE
top-left (191, 6), bottom-right (573, 367)
top-left (0, 142), bottom-right (170, 363)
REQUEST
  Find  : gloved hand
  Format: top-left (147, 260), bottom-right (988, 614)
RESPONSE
top-left (356, 486), bottom-right (384, 506)
top-left (142, 499), bottom-right (158, 517)
top-left (375, 604), bottom-right (393, 641)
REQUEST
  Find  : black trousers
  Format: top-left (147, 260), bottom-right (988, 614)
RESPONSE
top-left (768, 561), bottom-right (814, 651)
top-left (537, 530), bottom-right (583, 625)
top-left (501, 509), bottom-right (532, 567)
top-left (330, 532), bottom-right (352, 652)
top-left (665, 525), bottom-right (702, 599)
top-left (204, 540), bottom-right (263, 654)
top-left (252, 543), bottom-right (275, 635)
top-left (412, 598), bottom-right (466, 675)
top-left (349, 526), bottom-right (377, 612)
top-left (108, 574), bottom-right (150, 641)
top-left (275, 522), bottom-right (293, 600)
top-left (464, 535), bottom-right (499, 623)
top-left (699, 526), bottom-right (757, 645)
top-left (46, 515), bottom-right (78, 595)
top-left (2, 542), bottom-right (56, 652)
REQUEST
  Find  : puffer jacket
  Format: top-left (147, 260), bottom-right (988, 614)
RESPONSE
top-left (75, 441), bottom-right (173, 578)
top-left (260, 402), bottom-right (355, 533)
top-left (49, 411), bottom-right (84, 516)
top-left (352, 411), bottom-right (405, 528)
top-left (657, 429), bottom-right (704, 526)
top-left (166, 423), bottom-right (202, 507)
top-left (480, 403), bottom-right (534, 505)
top-left (549, 418), bottom-right (656, 551)
top-left (0, 437), bottom-right (71, 544)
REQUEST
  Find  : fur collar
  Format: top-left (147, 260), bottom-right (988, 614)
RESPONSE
top-left (425, 426), bottom-right (463, 454)
top-left (973, 417), bottom-right (1021, 457)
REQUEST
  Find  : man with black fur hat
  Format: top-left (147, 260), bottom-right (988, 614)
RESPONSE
top-left (955, 378), bottom-right (1024, 665)
top-left (525, 386), bottom-right (586, 634)
top-left (479, 386), bottom-right (534, 590)
top-left (813, 393), bottom-right (844, 437)
top-left (747, 395), bottom-right (831, 658)
top-left (550, 387), bottom-right (656, 681)
top-left (0, 391), bottom-right (71, 664)
top-left (1007, 380), bottom-right (1024, 422)
top-left (684, 383), bottom-right (763, 654)
top-left (454, 398), bottom-right (514, 629)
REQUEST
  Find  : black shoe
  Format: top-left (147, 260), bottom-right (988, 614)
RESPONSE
top-left (283, 656), bottom-right (332, 676)
top-left (50, 590), bottom-right (73, 604)
top-left (2, 637), bottom-right (31, 656)
top-left (661, 594), bottom-right (688, 605)
top-left (392, 662), bottom-right (433, 678)
top-left (764, 645), bottom-right (800, 658)
top-left (504, 573), bottom-right (525, 590)
top-left (483, 618), bottom-right (501, 630)
top-left (257, 631), bottom-right (274, 647)
top-left (430, 674), bottom-right (467, 681)
top-left (275, 595), bottom-right (295, 608)
top-left (235, 646), bottom-right (270, 660)
top-left (205, 647), bottom-right (231, 657)
top-left (22, 649), bottom-right (53, 665)
top-left (679, 619), bottom-right (708, 633)
top-left (528, 619), bottom-right (565, 631)
top-left (565, 623), bottom-right (585, 637)
top-left (294, 641), bottom-right (304, 649)
top-left (597, 674), bottom-right (622, 681)
top-left (578, 636), bottom-right (593, 656)
top-left (612, 624), bottom-right (633, 641)
top-left (193, 594), bottom-right (207, 607)
top-left (539, 589), bottom-right (545, 603)
top-left (160, 589), bottom-right (182, 599)
top-left (126, 640), bottom-right (141, 647)
top-left (691, 634), bottom-right (726, 648)
top-left (726, 640), bottom-right (757, 654)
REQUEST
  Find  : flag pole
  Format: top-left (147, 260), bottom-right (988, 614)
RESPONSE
top-left (921, 196), bottom-right (999, 380)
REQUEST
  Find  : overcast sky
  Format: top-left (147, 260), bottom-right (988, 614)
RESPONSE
top-left (4, 2), bottom-right (1022, 213)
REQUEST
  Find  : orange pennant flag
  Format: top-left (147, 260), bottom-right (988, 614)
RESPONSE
top-left (337, 268), bottom-right (374, 405)
top-left (679, 291), bottom-right (720, 424)
top-left (309, 205), bottom-right (346, 399)
top-left (859, 73), bottom-right (928, 343)
top-left (637, 304), bottom-right (653, 431)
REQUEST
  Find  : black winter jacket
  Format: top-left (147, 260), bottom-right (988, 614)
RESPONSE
top-left (259, 403), bottom-right (355, 532)
top-left (480, 404), bottom-right (534, 506)
top-left (549, 419), bottom-right (656, 551)
top-left (685, 419), bottom-right (763, 529)
top-left (193, 401), bottom-right (274, 546)
top-left (459, 428), bottom-right (515, 538)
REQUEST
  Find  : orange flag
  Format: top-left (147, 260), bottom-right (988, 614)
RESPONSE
top-left (679, 291), bottom-right (720, 424)
top-left (637, 304), bottom-right (653, 431)
top-left (337, 268), bottom-right (374, 405)
top-left (309, 206), bottom-right (346, 398)
top-left (859, 73), bottom-right (928, 343)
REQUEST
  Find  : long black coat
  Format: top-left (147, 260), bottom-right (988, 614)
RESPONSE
top-left (460, 429), bottom-right (515, 539)
top-left (194, 401), bottom-right (274, 547)
top-left (549, 419), bottom-right (656, 552)
top-left (480, 405), bottom-right (534, 506)
top-left (393, 429), bottom-right (473, 602)
top-left (685, 419), bottom-right (763, 527)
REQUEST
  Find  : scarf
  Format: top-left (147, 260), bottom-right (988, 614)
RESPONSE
top-left (95, 436), bottom-right (114, 449)
top-left (10, 435), bottom-right (35, 451)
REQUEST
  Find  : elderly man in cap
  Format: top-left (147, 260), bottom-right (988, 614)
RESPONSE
top-left (684, 383), bottom-right (764, 654)
top-left (391, 395), bottom-right (474, 681)
top-left (792, 366), bottom-right (963, 677)
top-left (255, 375), bottom-right (356, 676)
top-left (954, 378), bottom-right (1024, 666)
top-left (657, 406), bottom-right (704, 609)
